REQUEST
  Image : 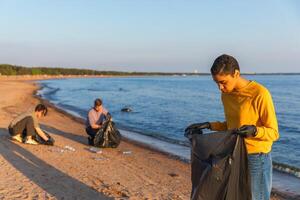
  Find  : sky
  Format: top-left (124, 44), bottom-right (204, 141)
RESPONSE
top-left (0, 0), bottom-right (300, 73)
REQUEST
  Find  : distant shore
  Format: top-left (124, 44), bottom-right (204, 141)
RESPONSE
top-left (1, 63), bottom-right (300, 78)
top-left (1, 73), bottom-right (300, 81)
top-left (0, 74), bottom-right (111, 81)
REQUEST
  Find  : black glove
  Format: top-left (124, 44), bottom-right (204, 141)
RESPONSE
top-left (235, 125), bottom-right (257, 138)
top-left (45, 137), bottom-right (55, 146)
top-left (106, 112), bottom-right (112, 120)
top-left (184, 122), bottom-right (210, 140)
top-left (185, 122), bottom-right (211, 132)
top-left (184, 128), bottom-right (203, 140)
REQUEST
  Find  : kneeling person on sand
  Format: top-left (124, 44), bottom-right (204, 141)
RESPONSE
top-left (86, 98), bottom-right (111, 146)
top-left (8, 104), bottom-right (53, 145)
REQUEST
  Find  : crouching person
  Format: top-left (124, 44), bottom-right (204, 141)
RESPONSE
top-left (86, 98), bottom-right (111, 146)
top-left (8, 104), bottom-right (54, 145)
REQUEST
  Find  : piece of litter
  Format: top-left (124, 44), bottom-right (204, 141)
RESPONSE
top-left (89, 147), bottom-right (102, 154)
top-left (49, 147), bottom-right (64, 153)
top-left (123, 151), bottom-right (132, 155)
top-left (93, 157), bottom-right (108, 161)
top-left (168, 173), bottom-right (179, 177)
top-left (64, 145), bottom-right (75, 151)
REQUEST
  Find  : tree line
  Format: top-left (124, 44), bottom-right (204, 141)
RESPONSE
top-left (0, 64), bottom-right (203, 76)
top-left (0, 64), bottom-right (125, 76)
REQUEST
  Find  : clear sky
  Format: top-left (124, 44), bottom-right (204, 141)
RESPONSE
top-left (0, 0), bottom-right (299, 73)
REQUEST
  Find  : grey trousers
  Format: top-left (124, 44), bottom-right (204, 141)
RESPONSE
top-left (8, 116), bottom-right (36, 138)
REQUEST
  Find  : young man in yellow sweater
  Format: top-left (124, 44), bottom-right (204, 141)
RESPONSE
top-left (186, 54), bottom-right (279, 200)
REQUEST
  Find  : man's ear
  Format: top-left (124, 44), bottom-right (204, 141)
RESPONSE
top-left (234, 69), bottom-right (240, 78)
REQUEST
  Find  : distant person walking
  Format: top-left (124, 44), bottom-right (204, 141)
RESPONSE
top-left (85, 98), bottom-right (111, 145)
top-left (8, 104), bottom-right (53, 145)
top-left (186, 54), bottom-right (279, 200)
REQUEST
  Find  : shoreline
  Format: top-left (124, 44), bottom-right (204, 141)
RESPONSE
top-left (34, 77), bottom-right (300, 199)
top-left (35, 91), bottom-right (300, 177)
top-left (34, 77), bottom-right (300, 200)
top-left (36, 78), bottom-right (300, 176)
top-left (35, 90), bottom-right (191, 163)
top-left (0, 76), bottom-right (298, 199)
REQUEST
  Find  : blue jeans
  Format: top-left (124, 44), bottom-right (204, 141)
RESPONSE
top-left (248, 153), bottom-right (272, 200)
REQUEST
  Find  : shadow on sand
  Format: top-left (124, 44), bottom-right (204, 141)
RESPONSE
top-left (0, 128), bottom-right (111, 200)
top-left (40, 124), bottom-right (88, 146)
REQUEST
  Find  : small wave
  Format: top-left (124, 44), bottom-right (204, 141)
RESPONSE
top-left (273, 161), bottom-right (300, 178)
top-left (87, 88), bottom-right (101, 92)
top-left (46, 88), bottom-right (60, 96)
top-left (115, 123), bottom-right (190, 147)
top-left (39, 84), bottom-right (61, 97)
top-left (56, 103), bottom-right (87, 117)
top-left (278, 124), bottom-right (300, 134)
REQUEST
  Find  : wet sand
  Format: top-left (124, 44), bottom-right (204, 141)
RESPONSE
top-left (0, 76), bottom-right (297, 199)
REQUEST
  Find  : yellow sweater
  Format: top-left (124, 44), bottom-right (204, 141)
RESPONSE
top-left (210, 81), bottom-right (279, 154)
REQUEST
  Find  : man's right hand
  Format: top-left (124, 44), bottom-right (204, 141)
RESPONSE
top-left (45, 137), bottom-right (55, 145)
top-left (185, 122), bottom-right (211, 132)
top-left (106, 112), bottom-right (112, 121)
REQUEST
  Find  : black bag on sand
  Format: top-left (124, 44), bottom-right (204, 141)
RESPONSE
top-left (34, 130), bottom-right (55, 146)
top-left (190, 129), bottom-right (251, 200)
top-left (93, 119), bottom-right (121, 148)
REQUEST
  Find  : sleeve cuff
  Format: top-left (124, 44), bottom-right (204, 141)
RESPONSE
top-left (255, 127), bottom-right (264, 139)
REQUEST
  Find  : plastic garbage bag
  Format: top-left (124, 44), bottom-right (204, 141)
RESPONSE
top-left (89, 147), bottom-right (102, 154)
top-left (187, 129), bottom-right (251, 200)
top-left (93, 118), bottom-right (121, 148)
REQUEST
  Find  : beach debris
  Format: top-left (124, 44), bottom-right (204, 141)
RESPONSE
top-left (168, 173), bottom-right (179, 177)
top-left (121, 107), bottom-right (132, 112)
top-left (89, 147), bottom-right (103, 154)
top-left (93, 156), bottom-right (108, 161)
top-left (49, 147), bottom-right (64, 153)
top-left (122, 151), bottom-right (132, 155)
top-left (64, 145), bottom-right (75, 152)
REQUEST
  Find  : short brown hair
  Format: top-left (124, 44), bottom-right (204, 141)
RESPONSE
top-left (94, 98), bottom-right (102, 107)
top-left (35, 104), bottom-right (48, 116)
top-left (211, 54), bottom-right (240, 76)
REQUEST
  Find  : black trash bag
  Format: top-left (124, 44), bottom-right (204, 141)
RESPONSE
top-left (34, 130), bottom-right (55, 146)
top-left (187, 129), bottom-right (251, 200)
top-left (93, 119), bottom-right (121, 148)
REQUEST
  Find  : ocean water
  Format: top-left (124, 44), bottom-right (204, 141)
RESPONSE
top-left (37, 75), bottom-right (300, 170)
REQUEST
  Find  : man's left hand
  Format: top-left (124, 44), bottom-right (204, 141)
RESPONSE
top-left (235, 125), bottom-right (257, 138)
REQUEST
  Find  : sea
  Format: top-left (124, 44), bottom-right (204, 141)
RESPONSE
top-left (37, 75), bottom-right (300, 176)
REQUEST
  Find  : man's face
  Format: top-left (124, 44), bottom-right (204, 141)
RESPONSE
top-left (212, 72), bottom-right (239, 93)
top-left (95, 105), bottom-right (102, 112)
top-left (36, 111), bottom-right (45, 119)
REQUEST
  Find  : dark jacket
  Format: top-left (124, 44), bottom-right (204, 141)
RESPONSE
top-left (190, 130), bottom-right (251, 200)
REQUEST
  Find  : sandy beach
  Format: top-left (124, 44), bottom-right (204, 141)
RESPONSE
top-left (0, 77), bottom-right (295, 200)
